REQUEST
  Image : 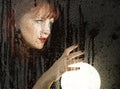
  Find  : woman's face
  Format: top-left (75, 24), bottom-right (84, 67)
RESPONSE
top-left (19, 6), bottom-right (54, 49)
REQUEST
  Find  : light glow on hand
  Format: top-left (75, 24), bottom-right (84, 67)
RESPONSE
top-left (61, 62), bottom-right (101, 89)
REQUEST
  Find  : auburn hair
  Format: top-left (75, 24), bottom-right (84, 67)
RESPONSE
top-left (33, 0), bottom-right (59, 20)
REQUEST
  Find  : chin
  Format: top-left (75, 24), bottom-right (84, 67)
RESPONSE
top-left (27, 43), bottom-right (44, 50)
top-left (33, 45), bottom-right (44, 49)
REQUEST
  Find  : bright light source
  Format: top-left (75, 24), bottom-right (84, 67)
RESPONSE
top-left (61, 62), bottom-right (101, 89)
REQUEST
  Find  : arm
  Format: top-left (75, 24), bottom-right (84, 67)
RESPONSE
top-left (32, 64), bottom-right (58, 89)
top-left (32, 45), bottom-right (84, 89)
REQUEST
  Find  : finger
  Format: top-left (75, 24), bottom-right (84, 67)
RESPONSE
top-left (73, 58), bottom-right (84, 63)
top-left (64, 45), bottom-right (78, 55)
top-left (66, 59), bottom-right (84, 71)
top-left (67, 58), bottom-right (84, 66)
top-left (67, 67), bottom-right (80, 71)
top-left (67, 51), bottom-right (84, 60)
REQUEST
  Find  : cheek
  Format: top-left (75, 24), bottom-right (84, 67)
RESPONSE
top-left (25, 22), bottom-right (39, 35)
top-left (26, 22), bottom-right (34, 32)
top-left (33, 23), bottom-right (43, 34)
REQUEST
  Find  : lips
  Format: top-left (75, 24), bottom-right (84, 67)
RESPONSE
top-left (39, 38), bottom-right (47, 43)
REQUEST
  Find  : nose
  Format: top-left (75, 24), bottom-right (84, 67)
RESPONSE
top-left (42, 28), bottom-right (50, 36)
top-left (41, 30), bottom-right (50, 35)
top-left (42, 21), bottom-right (51, 35)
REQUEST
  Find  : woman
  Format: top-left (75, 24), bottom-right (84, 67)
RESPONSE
top-left (15, 0), bottom-right (84, 89)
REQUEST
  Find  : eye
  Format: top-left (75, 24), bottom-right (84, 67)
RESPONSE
top-left (49, 19), bottom-right (54, 26)
top-left (35, 19), bottom-right (44, 24)
top-left (50, 18), bottom-right (54, 23)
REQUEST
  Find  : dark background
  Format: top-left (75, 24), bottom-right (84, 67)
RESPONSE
top-left (0, 0), bottom-right (120, 89)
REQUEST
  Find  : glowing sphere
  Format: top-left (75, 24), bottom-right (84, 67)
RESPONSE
top-left (61, 62), bottom-right (101, 89)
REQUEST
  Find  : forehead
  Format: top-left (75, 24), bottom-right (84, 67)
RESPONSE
top-left (31, 4), bottom-right (54, 19)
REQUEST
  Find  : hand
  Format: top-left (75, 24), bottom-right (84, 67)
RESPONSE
top-left (32, 45), bottom-right (85, 89)
top-left (52, 45), bottom-right (85, 80)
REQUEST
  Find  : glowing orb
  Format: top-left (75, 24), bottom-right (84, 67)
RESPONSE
top-left (61, 62), bottom-right (101, 89)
